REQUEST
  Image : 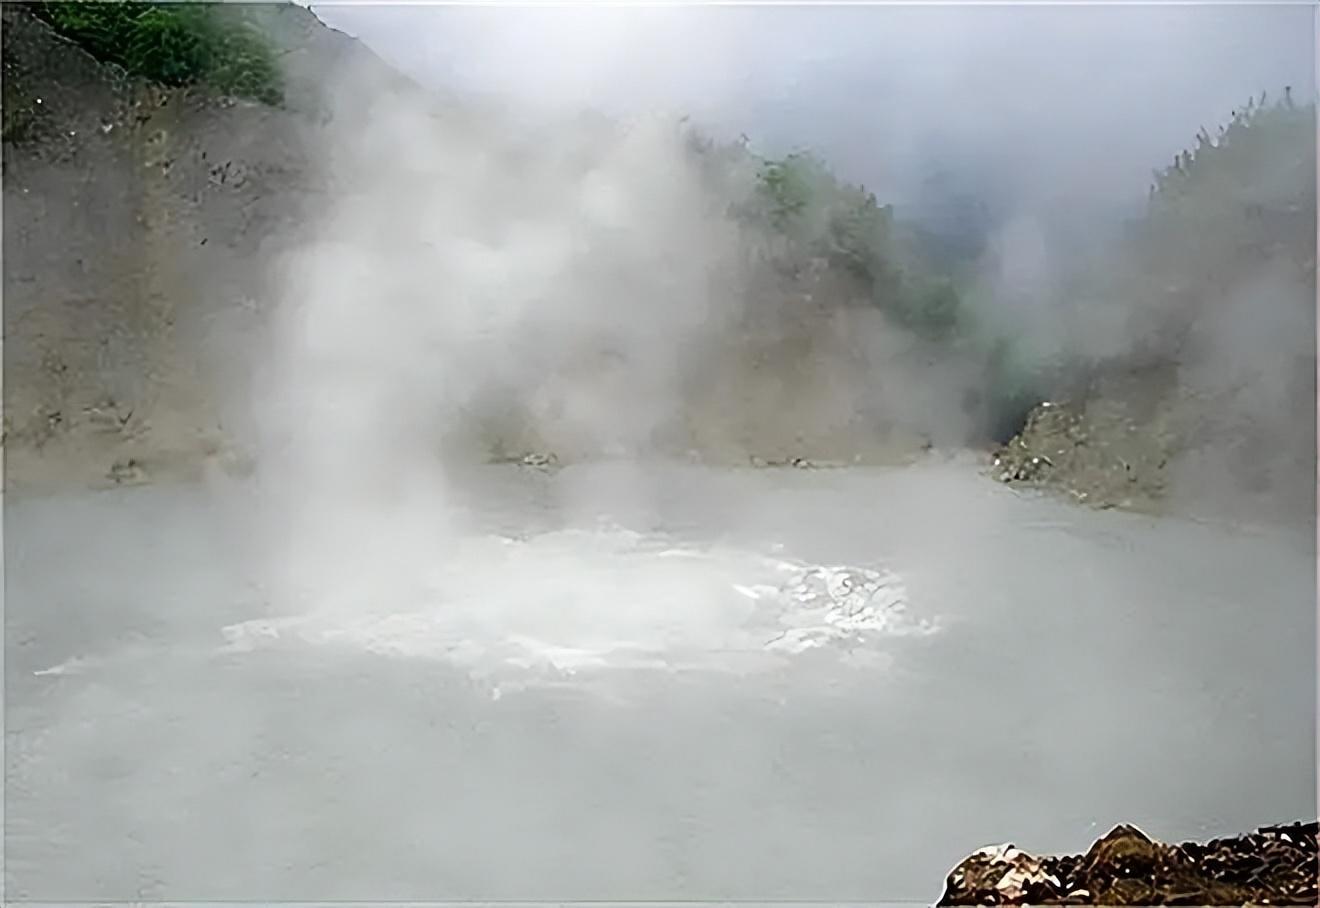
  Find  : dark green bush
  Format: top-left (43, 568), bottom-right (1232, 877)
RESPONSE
top-left (34, 1), bottom-right (282, 104)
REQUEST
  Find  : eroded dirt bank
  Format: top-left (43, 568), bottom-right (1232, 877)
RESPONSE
top-left (3, 4), bottom-right (965, 496)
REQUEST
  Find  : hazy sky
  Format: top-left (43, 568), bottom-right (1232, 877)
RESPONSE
top-left (309, 3), bottom-right (1315, 215)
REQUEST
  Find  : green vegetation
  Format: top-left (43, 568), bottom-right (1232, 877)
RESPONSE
top-left (33, 1), bottom-right (282, 104)
top-left (1137, 91), bottom-right (1314, 300)
top-left (1057, 91), bottom-right (1316, 376)
top-left (690, 91), bottom-right (1313, 446)
top-left (744, 150), bottom-right (965, 341)
top-left (993, 93), bottom-right (1314, 443)
top-left (683, 124), bottom-right (968, 341)
top-left (683, 129), bottom-right (1024, 437)
top-left (994, 92), bottom-right (1315, 510)
top-left (1149, 89), bottom-right (1312, 213)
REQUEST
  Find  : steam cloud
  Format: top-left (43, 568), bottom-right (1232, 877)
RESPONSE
top-left (251, 6), bottom-right (1314, 615)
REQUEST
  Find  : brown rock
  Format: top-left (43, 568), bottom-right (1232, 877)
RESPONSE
top-left (937, 821), bottom-right (1318, 906)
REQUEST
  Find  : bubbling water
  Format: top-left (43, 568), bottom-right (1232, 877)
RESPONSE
top-left (219, 524), bottom-right (939, 681)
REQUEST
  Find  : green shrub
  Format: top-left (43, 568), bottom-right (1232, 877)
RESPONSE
top-left (34, 1), bottom-right (282, 104)
top-left (745, 149), bottom-right (966, 339)
top-left (902, 276), bottom-right (962, 341)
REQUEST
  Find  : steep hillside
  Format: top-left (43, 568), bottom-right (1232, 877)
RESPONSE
top-left (995, 97), bottom-right (1316, 525)
top-left (6, 2), bottom-right (1312, 524)
top-left (3, 3), bottom-right (983, 491)
top-left (2, 3), bottom-right (486, 491)
top-left (3, 3), bottom-right (328, 489)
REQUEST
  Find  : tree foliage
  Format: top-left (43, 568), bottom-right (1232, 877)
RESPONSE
top-left (33, 0), bottom-right (283, 104)
top-left (993, 91), bottom-right (1317, 443)
top-left (733, 148), bottom-right (964, 340)
top-left (1140, 91), bottom-right (1314, 284)
top-left (1082, 91), bottom-right (1316, 370)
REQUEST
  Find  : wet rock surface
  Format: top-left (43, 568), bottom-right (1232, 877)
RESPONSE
top-left (749, 454), bottom-right (848, 469)
top-left (488, 451), bottom-right (561, 471)
top-left (938, 821), bottom-right (1319, 906)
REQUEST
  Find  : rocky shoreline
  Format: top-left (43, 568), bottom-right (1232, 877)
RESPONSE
top-left (991, 398), bottom-right (1173, 514)
top-left (938, 820), bottom-right (1318, 906)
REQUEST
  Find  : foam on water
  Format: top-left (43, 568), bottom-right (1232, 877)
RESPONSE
top-left (216, 524), bottom-right (940, 681)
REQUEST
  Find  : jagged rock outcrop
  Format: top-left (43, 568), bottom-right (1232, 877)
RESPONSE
top-left (938, 821), bottom-right (1318, 906)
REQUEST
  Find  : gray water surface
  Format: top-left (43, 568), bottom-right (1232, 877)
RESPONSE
top-left (5, 459), bottom-right (1315, 901)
